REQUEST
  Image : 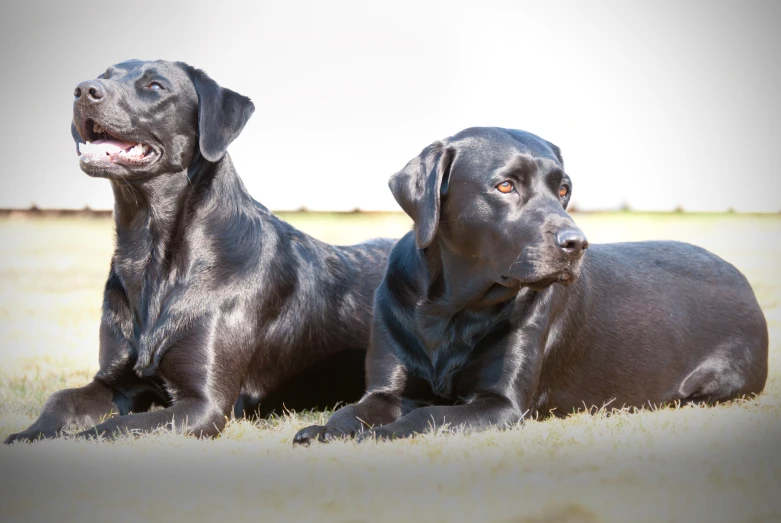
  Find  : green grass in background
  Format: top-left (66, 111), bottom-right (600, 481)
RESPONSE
top-left (0, 213), bottom-right (779, 523)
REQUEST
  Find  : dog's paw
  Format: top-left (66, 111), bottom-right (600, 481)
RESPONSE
top-left (3, 432), bottom-right (28, 444)
top-left (292, 425), bottom-right (347, 446)
top-left (3, 430), bottom-right (57, 444)
top-left (292, 425), bottom-right (325, 446)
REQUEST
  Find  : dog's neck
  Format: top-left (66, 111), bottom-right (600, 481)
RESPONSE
top-left (112, 153), bottom-right (233, 223)
top-left (112, 152), bottom-right (253, 229)
top-left (111, 170), bottom-right (187, 241)
top-left (421, 239), bottom-right (521, 314)
top-left (412, 238), bottom-right (525, 390)
top-left (109, 153), bottom-right (256, 299)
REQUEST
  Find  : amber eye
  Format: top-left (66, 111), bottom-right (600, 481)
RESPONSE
top-left (559, 185), bottom-right (569, 198)
top-left (497, 181), bottom-right (515, 194)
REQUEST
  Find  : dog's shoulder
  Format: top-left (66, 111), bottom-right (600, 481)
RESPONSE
top-left (372, 232), bottom-right (429, 336)
top-left (381, 232), bottom-right (426, 296)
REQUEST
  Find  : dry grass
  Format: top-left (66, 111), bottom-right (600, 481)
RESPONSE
top-left (0, 212), bottom-right (779, 523)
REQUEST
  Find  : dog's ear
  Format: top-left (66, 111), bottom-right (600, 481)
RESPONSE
top-left (389, 141), bottom-right (455, 249)
top-left (545, 140), bottom-right (564, 167)
top-left (186, 67), bottom-right (255, 162)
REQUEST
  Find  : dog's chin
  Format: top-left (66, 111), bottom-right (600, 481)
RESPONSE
top-left (501, 268), bottom-right (580, 291)
top-left (78, 149), bottom-right (162, 181)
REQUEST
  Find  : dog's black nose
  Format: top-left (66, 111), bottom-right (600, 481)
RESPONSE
top-left (74, 80), bottom-right (105, 103)
top-left (556, 228), bottom-right (589, 257)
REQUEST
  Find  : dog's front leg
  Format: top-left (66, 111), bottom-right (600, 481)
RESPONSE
top-left (355, 394), bottom-right (522, 442)
top-left (293, 339), bottom-right (408, 445)
top-left (4, 379), bottom-right (116, 443)
top-left (78, 311), bottom-right (254, 440)
top-left (75, 397), bottom-right (227, 440)
top-left (357, 312), bottom-right (548, 442)
top-left (4, 316), bottom-right (143, 444)
top-left (293, 391), bottom-right (404, 445)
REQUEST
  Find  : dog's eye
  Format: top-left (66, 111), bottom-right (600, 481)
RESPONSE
top-left (147, 81), bottom-right (165, 91)
top-left (496, 181), bottom-right (515, 194)
top-left (559, 185), bottom-right (570, 198)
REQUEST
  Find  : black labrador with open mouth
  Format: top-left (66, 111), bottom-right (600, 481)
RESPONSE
top-left (294, 127), bottom-right (768, 444)
top-left (4, 60), bottom-right (394, 443)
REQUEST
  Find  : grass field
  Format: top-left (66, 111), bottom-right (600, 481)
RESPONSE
top-left (0, 212), bottom-right (779, 523)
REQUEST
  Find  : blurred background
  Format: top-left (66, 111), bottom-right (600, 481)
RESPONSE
top-left (0, 0), bottom-right (779, 213)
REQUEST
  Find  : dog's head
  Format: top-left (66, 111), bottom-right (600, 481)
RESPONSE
top-left (389, 127), bottom-right (588, 290)
top-left (71, 60), bottom-right (254, 180)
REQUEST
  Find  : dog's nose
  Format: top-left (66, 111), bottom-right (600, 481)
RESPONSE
top-left (556, 228), bottom-right (589, 257)
top-left (74, 80), bottom-right (106, 103)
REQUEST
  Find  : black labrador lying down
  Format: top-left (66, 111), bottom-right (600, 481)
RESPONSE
top-left (294, 127), bottom-right (768, 444)
top-left (5, 60), bottom-right (393, 444)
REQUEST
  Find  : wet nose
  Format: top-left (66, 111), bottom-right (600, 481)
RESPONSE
top-left (556, 228), bottom-right (589, 257)
top-left (74, 80), bottom-right (106, 104)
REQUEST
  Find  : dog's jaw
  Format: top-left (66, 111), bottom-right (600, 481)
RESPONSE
top-left (76, 118), bottom-right (159, 166)
top-left (73, 115), bottom-right (164, 180)
top-left (501, 264), bottom-right (582, 290)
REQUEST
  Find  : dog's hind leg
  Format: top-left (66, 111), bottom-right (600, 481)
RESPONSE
top-left (677, 351), bottom-right (765, 405)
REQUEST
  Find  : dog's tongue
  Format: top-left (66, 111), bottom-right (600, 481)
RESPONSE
top-left (79, 138), bottom-right (137, 157)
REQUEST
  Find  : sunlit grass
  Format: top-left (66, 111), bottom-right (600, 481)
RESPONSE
top-left (0, 212), bottom-right (779, 523)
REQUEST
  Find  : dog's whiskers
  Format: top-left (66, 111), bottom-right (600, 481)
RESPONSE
top-left (118, 173), bottom-right (138, 210)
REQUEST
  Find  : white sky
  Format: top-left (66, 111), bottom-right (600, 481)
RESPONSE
top-left (0, 0), bottom-right (779, 212)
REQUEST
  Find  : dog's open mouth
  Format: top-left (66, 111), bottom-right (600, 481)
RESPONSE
top-left (77, 119), bottom-right (157, 165)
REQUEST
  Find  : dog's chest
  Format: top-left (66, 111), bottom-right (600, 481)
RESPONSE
top-left (409, 306), bottom-right (506, 399)
top-left (119, 262), bottom-right (175, 319)
top-left (112, 258), bottom-right (191, 365)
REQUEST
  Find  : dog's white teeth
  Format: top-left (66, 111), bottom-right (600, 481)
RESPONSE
top-left (78, 141), bottom-right (97, 156)
top-left (122, 143), bottom-right (148, 157)
top-left (93, 123), bottom-right (105, 134)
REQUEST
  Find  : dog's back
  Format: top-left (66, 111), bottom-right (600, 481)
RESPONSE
top-left (222, 209), bottom-right (395, 418)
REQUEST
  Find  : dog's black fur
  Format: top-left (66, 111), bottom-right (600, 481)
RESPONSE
top-left (5, 60), bottom-right (393, 443)
top-left (294, 127), bottom-right (768, 444)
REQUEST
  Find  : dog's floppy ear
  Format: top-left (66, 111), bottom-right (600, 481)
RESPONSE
top-left (389, 141), bottom-right (455, 249)
top-left (186, 67), bottom-right (255, 162)
top-left (545, 140), bottom-right (564, 167)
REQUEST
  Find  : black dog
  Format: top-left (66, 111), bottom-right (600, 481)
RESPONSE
top-left (294, 127), bottom-right (768, 444)
top-left (5, 60), bottom-right (393, 443)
